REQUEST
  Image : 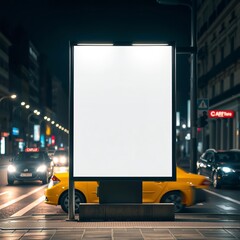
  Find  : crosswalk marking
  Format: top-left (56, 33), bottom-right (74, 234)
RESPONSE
top-left (11, 196), bottom-right (45, 217)
top-left (204, 189), bottom-right (240, 205)
top-left (217, 205), bottom-right (236, 211)
top-left (0, 191), bottom-right (9, 196)
top-left (0, 185), bottom-right (46, 210)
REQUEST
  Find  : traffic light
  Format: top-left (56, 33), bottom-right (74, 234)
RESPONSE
top-left (198, 112), bottom-right (208, 128)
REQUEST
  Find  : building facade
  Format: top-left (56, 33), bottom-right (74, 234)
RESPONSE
top-left (197, 0), bottom-right (240, 151)
top-left (0, 31), bottom-right (12, 154)
top-left (0, 25), bottom-right (69, 155)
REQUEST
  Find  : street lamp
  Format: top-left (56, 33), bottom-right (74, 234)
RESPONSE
top-left (0, 94), bottom-right (17, 103)
top-left (156, 0), bottom-right (197, 173)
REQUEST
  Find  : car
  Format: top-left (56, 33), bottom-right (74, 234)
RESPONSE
top-left (44, 167), bottom-right (210, 213)
top-left (197, 149), bottom-right (240, 188)
top-left (47, 148), bottom-right (55, 159)
top-left (52, 150), bottom-right (68, 166)
top-left (7, 148), bottom-right (54, 185)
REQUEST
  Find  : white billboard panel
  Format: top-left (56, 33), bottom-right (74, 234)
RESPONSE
top-left (71, 44), bottom-right (175, 180)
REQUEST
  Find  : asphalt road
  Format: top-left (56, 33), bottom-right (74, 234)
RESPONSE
top-left (0, 163), bottom-right (240, 221)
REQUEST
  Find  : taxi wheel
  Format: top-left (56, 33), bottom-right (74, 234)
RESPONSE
top-left (60, 191), bottom-right (86, 213)
top-left (161, 191), bottom-right (184, 213)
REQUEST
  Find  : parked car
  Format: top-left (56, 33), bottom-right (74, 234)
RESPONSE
top-left (44, 167), bottom-right (210, 213)
top-left (52, 150), bottom-right (69, 166)
top-left (7, 148), bottom-right (54, 185)
top-left (197, 149), bottom-right (240, 188)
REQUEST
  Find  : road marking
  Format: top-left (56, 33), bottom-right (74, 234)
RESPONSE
top-left (0, 185), bottom-right (46, 210)
top-left (0, 191), bottom-right (9, 196)
top-left (204, 189), bottom-right (240, 205)
top-left (11, 196), bottom-right (45, 217)
top-left (217, 205), bottom-right (236, 211)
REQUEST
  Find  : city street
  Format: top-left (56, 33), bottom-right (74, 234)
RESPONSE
top-left (0, 0), bottom-right (240, 238)
top-left (1, 162), bottom-right (240, 222)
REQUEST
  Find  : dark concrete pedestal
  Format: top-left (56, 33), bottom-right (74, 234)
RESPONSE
top-left (98, 180), bottom-right (142, 204)
top-left (79, 203), bottom-right (175, 221)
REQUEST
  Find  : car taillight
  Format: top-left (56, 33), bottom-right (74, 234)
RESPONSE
top-left (201, 179), bottom-right (211, 186)
top-left (48, 175), bottom-right (60, 188)
top-left (51, 175), bottom-right (60, 182)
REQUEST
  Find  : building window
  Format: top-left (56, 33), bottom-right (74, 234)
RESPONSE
top-left (220, 79), bottom-right (224, 93)
top-left (230, 73), bottom-right (234, 88)
top-left (212, 53), bottom-right (216, 67)
top-left (204, 87), bottom-right (208, 98)
top-left (230, 36), bottom-right (234, 53)
top-left (229, 11), bottom-right (236, 24)
top-left (219, 22), bottom-right (225, 34)
top-left (212, 85), bottom-right (215, 98)
top-left (221, 46), bottom-right (224, 61)
top-left (211, 33), bottom-right (216, 42)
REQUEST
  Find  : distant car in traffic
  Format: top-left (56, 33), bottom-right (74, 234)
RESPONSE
top-left (47, 148), bottom-right (55, 159)
top-left (44, 167), bottom-right (210, 213)
top-left (7, 148), bottom-right (54, 185)
top-left (197, 149), bottom-right (240, 188)
top-left (52, 150), bottom-right (69, 166)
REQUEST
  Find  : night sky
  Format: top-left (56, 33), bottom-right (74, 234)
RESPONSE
top-left (1, 0), bottom-right (191, 118)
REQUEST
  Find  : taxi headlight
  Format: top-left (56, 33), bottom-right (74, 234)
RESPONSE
top-left (8, 165), bottom-right (16, 173)
top-left (221, 167), bottom-right (235, 173)
top-left (37, 165), bottom-right (47, 172)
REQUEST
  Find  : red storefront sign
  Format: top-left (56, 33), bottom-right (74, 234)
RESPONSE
top-left (1, 132), bottom-right (9, 137)
top-left (208, 110), bottom-right (235, 118)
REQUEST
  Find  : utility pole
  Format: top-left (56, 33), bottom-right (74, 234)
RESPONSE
top-left (156, 0), bottom-right (198, 173)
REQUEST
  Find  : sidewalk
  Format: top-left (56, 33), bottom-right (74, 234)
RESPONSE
top-left (0, 214), bottom-right (240, 239)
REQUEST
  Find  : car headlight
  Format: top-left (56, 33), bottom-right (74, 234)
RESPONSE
top-left (221, 167), bottom-right (235, 173)
top-left (8, 165), bottom-right (16, 173)
top-left (60, 156), bottom-right (67, 164)
top-left (37, 165), bottom-right (47, 172)
top-left (53, 157), bottom-right (59, 164)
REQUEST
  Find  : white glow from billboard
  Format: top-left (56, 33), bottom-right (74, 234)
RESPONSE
top-left (72, 44), bottom-right (174, 179)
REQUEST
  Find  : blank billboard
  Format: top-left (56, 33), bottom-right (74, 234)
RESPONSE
top-left (70, 44), bottom-right (175, 180)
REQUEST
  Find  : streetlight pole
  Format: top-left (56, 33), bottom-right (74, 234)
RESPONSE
top-left (156, 0), bottom-right (198, 173)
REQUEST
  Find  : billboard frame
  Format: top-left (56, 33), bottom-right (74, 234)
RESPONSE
top-left (69, 42), bottom-right (176, 181)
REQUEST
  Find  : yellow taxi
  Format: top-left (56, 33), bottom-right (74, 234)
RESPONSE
top-left (44, 167), bottom-right (210, 213)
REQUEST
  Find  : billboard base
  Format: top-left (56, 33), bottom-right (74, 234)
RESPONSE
top-left (79, 203), bottom-right (175, 221)
top-left (98, 181), bottom-right (142, 204)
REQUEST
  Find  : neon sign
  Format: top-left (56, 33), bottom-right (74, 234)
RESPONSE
top-left (208, 110), bottom-right (234, 118)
